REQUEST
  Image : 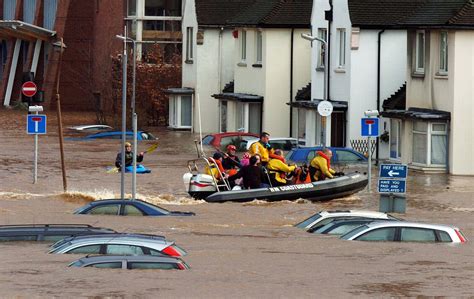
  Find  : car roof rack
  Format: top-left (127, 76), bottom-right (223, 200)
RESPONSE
top-left (0, 224), bottom-right (96, 228)
top-left (66, 233), bottom-right (167, 242)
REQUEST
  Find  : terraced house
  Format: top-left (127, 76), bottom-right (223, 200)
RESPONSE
top-left (168, 0), bottom-right (311, 136)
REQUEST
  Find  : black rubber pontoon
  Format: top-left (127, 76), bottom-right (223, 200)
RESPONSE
top-left (193, 172), bottom-right (367, 203)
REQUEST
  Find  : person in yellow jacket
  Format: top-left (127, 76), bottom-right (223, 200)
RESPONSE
top-left (309, 148), bottom-right (336, 181)
top-left (267, 149), bottom-right (297, 186)
top-left (249, 132), bottom-right (281, 165)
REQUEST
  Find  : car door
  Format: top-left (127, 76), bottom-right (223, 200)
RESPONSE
top-left (105, 244), bottom-right (146, 255)
top-left (400, 227), bottom-right (437, 242)
top-left (121, 203), bottom-right (145, 216)
top-left (88, 204), bottom-right (120, 215)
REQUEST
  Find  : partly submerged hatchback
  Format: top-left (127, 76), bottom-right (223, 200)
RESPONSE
top-left (341, 221), bottom-right (468, 243)
top-left (50, 233), bottom-right (187, 257)
top-left (74, 199), bottom-right (195, 217)
top-left (295, 210), bottom-right (400, 231)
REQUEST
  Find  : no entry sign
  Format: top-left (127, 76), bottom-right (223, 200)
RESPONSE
top-left (22, 81), bottom-right (37, 98)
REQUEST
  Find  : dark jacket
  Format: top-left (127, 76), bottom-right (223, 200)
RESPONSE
top-left (222, 154), bottom-right (241, 170)
top-left (228, 165), bottom-right (264, 189)
top-left (115, 151), bottom-right (143, 168)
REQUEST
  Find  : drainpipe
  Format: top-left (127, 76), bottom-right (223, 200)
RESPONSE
top-left (218, 27), bottom-right (224, 91)
top-left (327, 0), bottom-right (333, 100)
top-left (376, 29), bottom-right (385, 166)
top-left (290, 28), bottom-right (294, 137)
top-left (446, 121), bottom-right (450, 173)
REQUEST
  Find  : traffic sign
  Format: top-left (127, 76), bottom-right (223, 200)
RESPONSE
top-left (380, 164), bottom-right (408, 179)
top-left (27, 114), bottom-right (47, 134)
top-left (317, 100), bottom-right (333, 117)
top-left (22, 81), bottom-right (37, 98)
top-left (378, 179), bottom-right (406, 194)
top-left (361, 118), bottom-right (379, 137)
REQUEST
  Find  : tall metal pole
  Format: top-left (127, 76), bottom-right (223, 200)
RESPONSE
top-left (33, 109), bottom-right (38, 184)
top-left (131, 40), bottom-right (137, 200)
top-left (120, 26), bottom-right (128, 200)
top-left (368, 136), bottom-right (372, 192)
top-left (55, 38), bottom-right (67, 192)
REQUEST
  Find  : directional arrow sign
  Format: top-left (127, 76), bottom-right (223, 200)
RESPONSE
top-left (379, 164), bottom-right (408, 179)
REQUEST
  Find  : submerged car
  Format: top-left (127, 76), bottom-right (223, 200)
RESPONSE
top-left (309, 219), bottom-right (388, 235)
top-left (341, 221), bottom-right (468, 243)
top-left (67, 125), bottom-right (113, 132)
top-left (0, 224), bottom-right (116, 242)
top-left (69, 255), bottom-right (190, 270)
top-left (50, 233), bottom-right (187, 257)
top-left (84, 131), bottom-right (157, 141)
top-left (201, 132), bottom-right (259, 151)
top-left (285, 147), bottom-right (367, 167)
top-left (295, 210), bottom-right (399, 231)
top-left (74, 199), bottom-right (195, 217)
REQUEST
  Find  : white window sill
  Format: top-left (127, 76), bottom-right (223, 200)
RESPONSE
top-left (435, 72), bottom-right (448, 79)
top-left (237, 62), bottom-right (247, 67)
top-left (411, 71), bottom-right (425, 78)
top-left (334, 68), bottom-right (346, 73)
top-left (316, 66), bottom-right (325, 72)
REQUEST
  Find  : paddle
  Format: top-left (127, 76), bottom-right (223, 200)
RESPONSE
top-left (106, 143), bottom-right (158, 173)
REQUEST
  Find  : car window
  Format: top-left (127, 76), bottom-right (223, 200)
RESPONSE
top-left (139, 202), bottom-right (169, 215)
top-left (307, 151), bottom-right (315, 163)
top-left (356, 228), bottom-right (397, 241)
top-left (106, 244), bottom-right (144, 255)
top-left (68, 245), bottom-right (102, 254)
top-left (202, 135), bottom-right (214, 145)
top-left (123, 204), bottom-right (144, 216)
top-left (128, 262), bottom-right (178, 270)
top-left (437, 230), bottom-right (452, 242)
top-left (328, 224), bottom-right (365, 235)
top-left (43, 235), bottom-right (69, 242)
top-left (140, 133), bottom-right (148, 140)
top-left (149, 249), bottom-right (165, 256)
top-left (88, 204), bottom-right (120, 215)
top-left (220, 136), bottom-right (243, 150)
top-left (0, 235), bottom-right (37, 241)
top-left (285, 150), bottom-right (295, 162)
top-left (341, 225), bottom-right (369, 240)
top-left (401, 228), bottom-right (436, 242)
top-left (88, 262), bottom-right (122, 269)
top-left (269, 141), bottom-right (288, 151)
top-left (295, 213), bottom-right (322, 228)
top-left (336, 150), bottom-right (364, 162)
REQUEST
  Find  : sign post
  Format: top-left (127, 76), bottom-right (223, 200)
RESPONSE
top-left (27, 106), bottom-right (46, 184)
top-left (378, 164), bottom-right (408, 213)
top-left (361, 112), bottom-right (380, 191)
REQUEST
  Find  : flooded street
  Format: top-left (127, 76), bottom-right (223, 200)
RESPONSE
top-left (0, 109), bottom-right (473, 297)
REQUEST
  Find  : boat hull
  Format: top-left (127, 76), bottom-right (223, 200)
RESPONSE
top-left (189, 173), bottom-right (368, 203)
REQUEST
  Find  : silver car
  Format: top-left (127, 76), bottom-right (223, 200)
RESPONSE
top-left (49, 233), bottom-right (187, 257)
top-left (69, 255), bottom-right (190, 270)
top-left (340, 221), bottom-right (468, 243)
top-left (295, 210), bottom-right (400, 231)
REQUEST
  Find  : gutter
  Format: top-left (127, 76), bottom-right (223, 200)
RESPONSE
top-left (376, 29), bottom-right (385, 165)
top-left (327, 0), bottom-right (333, 100)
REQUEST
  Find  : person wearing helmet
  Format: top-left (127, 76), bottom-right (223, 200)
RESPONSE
top-left (222, 144), bottom-right (241, 170)
top-left (115, 142), bottom-right (144, 169)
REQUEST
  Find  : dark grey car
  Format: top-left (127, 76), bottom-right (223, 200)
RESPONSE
top-left (0, 224), bottom-right (116, 242)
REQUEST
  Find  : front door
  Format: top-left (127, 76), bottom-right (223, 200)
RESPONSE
top-left (331, 111), bottom-right (345, 147)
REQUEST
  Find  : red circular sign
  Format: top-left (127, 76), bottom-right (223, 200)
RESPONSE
top-left (22, 81), bottom-right (37, 98)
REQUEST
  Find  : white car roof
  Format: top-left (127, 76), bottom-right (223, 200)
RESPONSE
top-left (68, 125), bottom-right (112, 130)
top-left (366, 221), bottom-right (459, 230)
top-left (319, 210), bottom-right (391, 218)
top-left (51, 237), bottom-right (173, 253)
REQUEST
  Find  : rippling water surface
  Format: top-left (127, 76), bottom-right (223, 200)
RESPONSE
top-left (0, 110), bottom-right (473, 297)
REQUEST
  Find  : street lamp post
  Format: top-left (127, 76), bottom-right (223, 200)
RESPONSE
top-left (301, 33), bottom-right (329, 146)
top-left (116, 33), bottom-right (138, 200)
top-left (52, 38), bottom-right (67, 192)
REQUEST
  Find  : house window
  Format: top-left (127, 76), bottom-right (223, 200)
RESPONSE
top-left (255, 30), bottom-right (262, 64)
top-left (412, 121), bottom-right (447, 166)
top-left (248, 103), bottom-right (261, 134)
top-left (0, 41), bottom-right (7, 79)
top-left (127, 0), bottom-right (136, 16)
top-left (415, 30), bottom-right (425, 73)
top-left (240, 30), bottom-right (247, 62)
top-left (317, 28), bottom-right (327, 69)
top-left (390, 119), bottom-right (402, 159)
top-left (236, 102), bottom-right (245, 131)
top-left (186, 27), bottom-right (193, 62)
top-left (337, 28), bottom-right (346, 68)
top-left (439, 31), bottom-right (448, 74)
top-left (168, 95), bottom-right (193, 129)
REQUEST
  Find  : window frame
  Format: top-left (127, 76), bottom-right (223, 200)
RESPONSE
top-left (389, 119), bottom-right (402, 160)
top-left (168, 94), bottom-right (193, 129)
top-left (415, 30), bottom-right (425, 74)
top-left (317, 28), bottom-right (327, 69)
top-left (255, 30), bottom-right (263, 64)
top-left (337, 28), bottom-right (346, 68)
top-left (438, 31), bottom-right (448, 74)
top-left (185, 26), bottom-right (193, 63)
top-left (412, 121), bottom-right (447, 167)
top-left (240, 30), bottom-right (247, 63)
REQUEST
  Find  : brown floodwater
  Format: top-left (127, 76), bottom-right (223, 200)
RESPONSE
top-left (0, 110), bottom-right (473, 297)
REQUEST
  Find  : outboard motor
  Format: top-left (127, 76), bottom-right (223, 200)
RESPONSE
top-left (183, 173), bottom-right (217, 199)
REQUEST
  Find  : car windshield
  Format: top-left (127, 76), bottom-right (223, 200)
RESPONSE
top-left (340, 225), bottom-right (370, 240)
top-left (327, 224), bottom-right (368, 235)
top-left (295, 213), bottom-right (322, 228)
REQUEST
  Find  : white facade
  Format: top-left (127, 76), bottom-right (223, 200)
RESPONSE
top-left (306, 0), bottom-right (406, 159)
top-left (398, 29), bottom-right (474, 175)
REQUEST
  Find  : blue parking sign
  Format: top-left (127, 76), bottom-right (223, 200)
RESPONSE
top-left (361, 118), bottom-right (379, 137)
top-left (27, 114), bottom-right (47, 134)
top-left (380, 164), bottom-right (408, 179)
